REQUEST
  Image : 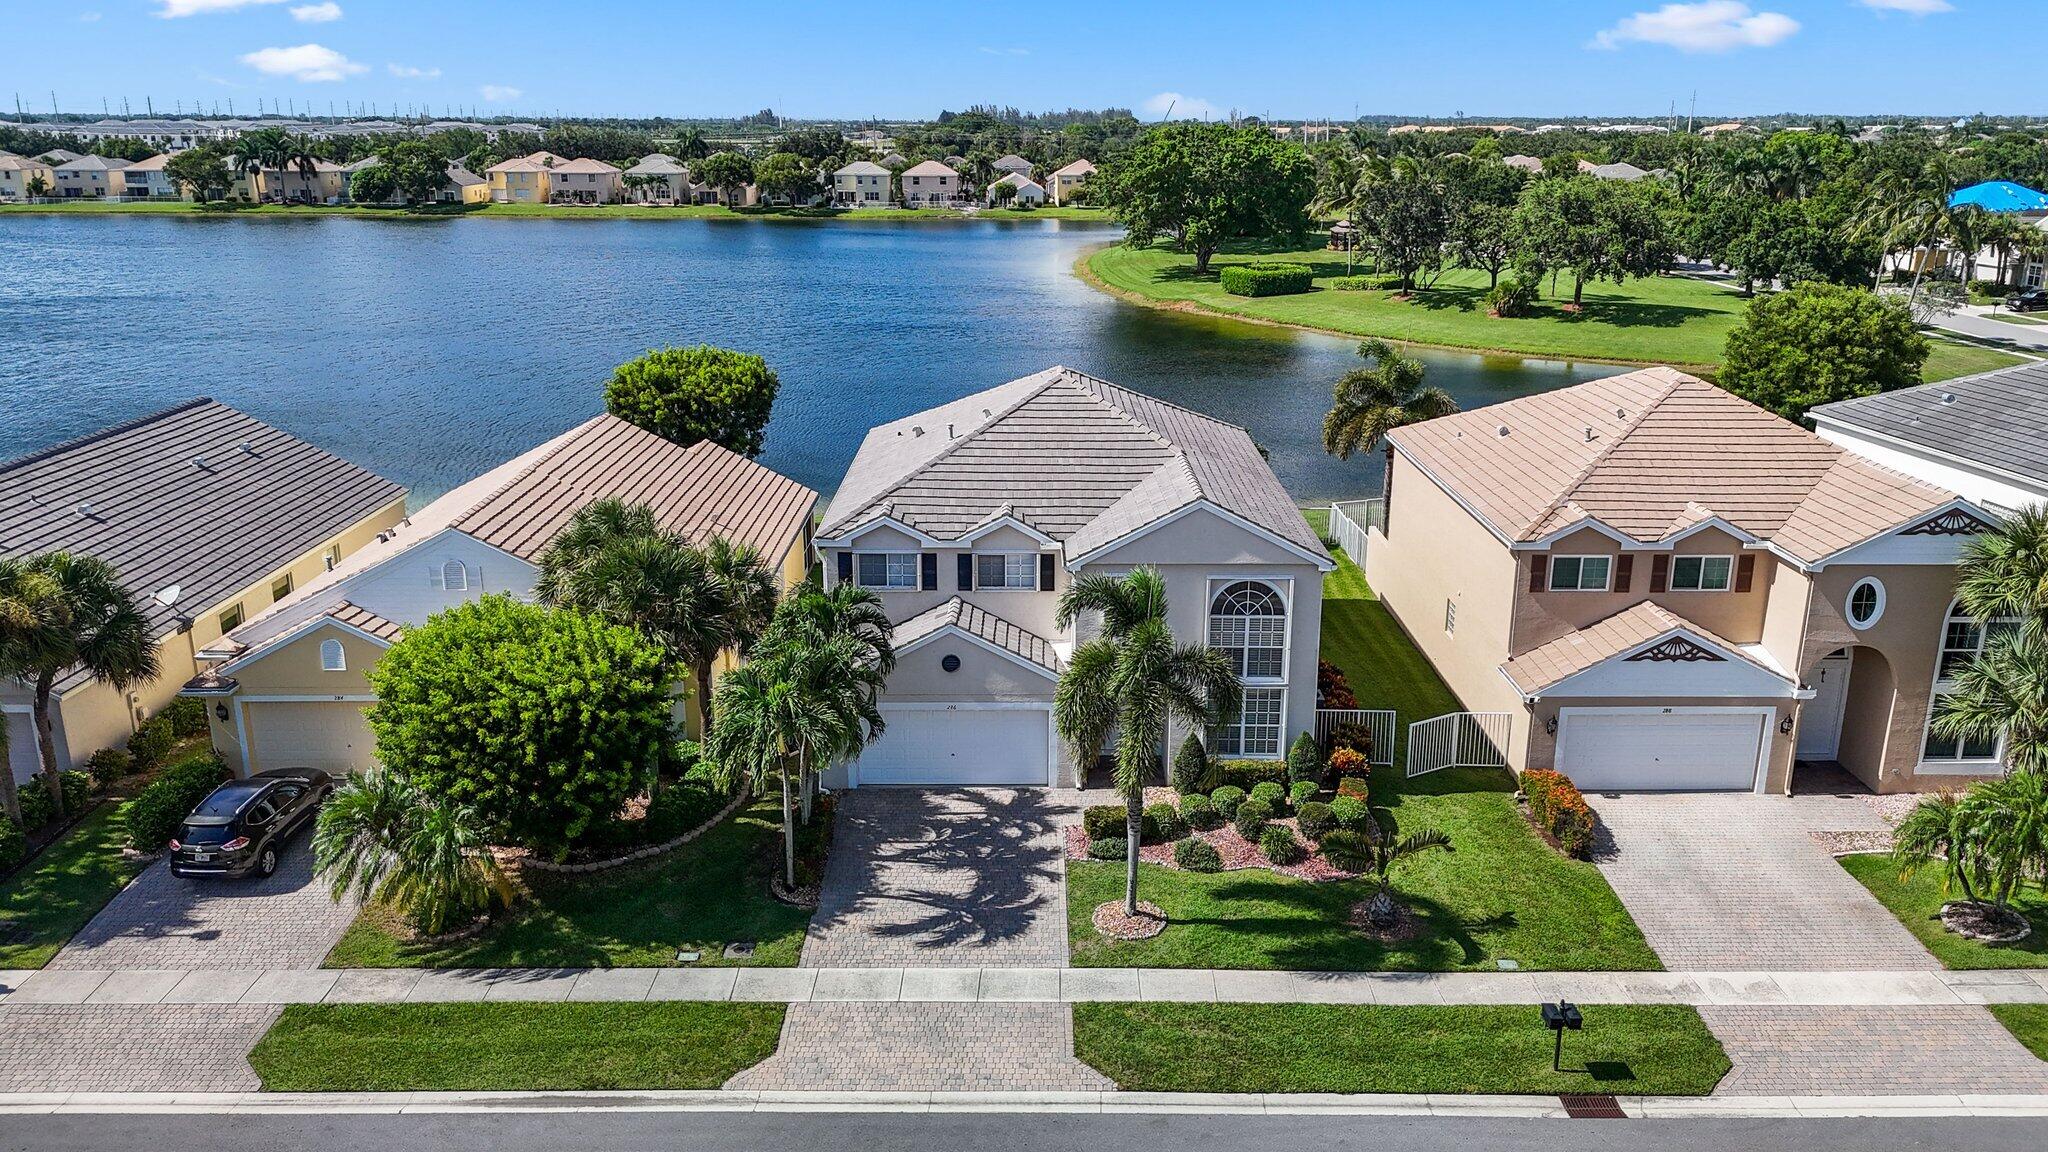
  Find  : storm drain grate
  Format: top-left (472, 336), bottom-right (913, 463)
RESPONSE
top-left (1559, 1094), bottom-right (1626, 1119)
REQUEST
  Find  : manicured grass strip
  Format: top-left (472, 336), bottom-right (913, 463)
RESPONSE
top-left (1838, 853), bottom-right (2048, 970)
top-left (1990, 1005), bottom-right (2048, 1062)
top-left (1923, 337), bottom-right (2029, 382)
top-left (322, 798), bottom-right (810, 969)
top-left (249, 1002), bottom-right (784, 1091)
top-left (1319, 545), bottom-right (1461, 732)
top-left (0, 801), bottom-right (149, 969)
top-left (1073, 1003), bottom-right (1729, 1095)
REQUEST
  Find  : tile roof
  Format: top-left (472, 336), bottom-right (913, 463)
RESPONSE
top-left (207, 599), bottom-right (404, 670)
top-left (820, 367), bottom-right (1329, 564)
top-left (57, 155), bottom-right (130, 172)
top-left (123, 153), bottom-right (172, 173)
top-left (1385, 367), bottom-right (1956, 566)
top-left (552, 157), bottom-right (621, 174)
top-left (1050, 159), bottom-right (1096, 177)
top-left (1811, 360), bottom-right (2048, 489)
top-left (329, 600), bottom-right (405, 642)
top-left (902, 159), bottom-right (959, 177)
top-left (0, 397), bottom-right (404, 654)
top-left (624, 154), bottom-right (688, 175)
top-left (1498, 601), bottom-right (1792, 694)
top-left (991, 173), bottom-right (1043, 191)
top-left (835, 160), bottom-right (889, 176)
top-left (893, 596), bottom-right (1061, 674)
top-left (993, 154), bottom-right (1031, 169)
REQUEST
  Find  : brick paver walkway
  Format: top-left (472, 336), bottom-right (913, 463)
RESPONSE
top-left (1703, 1006), bottom-right (2048, 1096)
top-left (0, 1004), bottom-right (280, 1092)
top-left (1590, 794), bottom-right (1933, 971)
top-left (726, 1003), bottom-right (1112, 1092)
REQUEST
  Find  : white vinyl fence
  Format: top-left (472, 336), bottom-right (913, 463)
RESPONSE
top-left (1326, 499), bottom-right (1382, 564)
top-left (1405, 712), bottom-right (1512, 777)
top-left (1315, 708), bottom-right (1398, 767)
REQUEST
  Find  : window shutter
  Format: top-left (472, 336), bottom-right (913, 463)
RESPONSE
top-left (1528, 555), bottom-right (1548, 592)
top-left (1734, 554), bottom-right (1756, 593)
top-left (1650, 554), bottom-right (1669, 593)
top-left (1613, 555), bottom-right (1634, 593)
top-left (957, 554), bottom-right (974, 591)
top-left (921, 552), bottom-right (939, 591)
top-left (836, 552), bottom-right (853, 586)
top-left (1038, 553), bottom-right (1055, 591)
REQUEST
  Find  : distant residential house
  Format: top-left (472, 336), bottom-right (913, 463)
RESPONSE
top-left (992, 154), bottom-right (1032, 178)
top-left (622, 153), bottom-right (691, 203)
top-left (0, 153), bottom-right (55, 200)
top-left (487, 151), bottom-right (566, 204)
top-left (550, 157), bottom-right (623, 204)
top-left (37, 149), bottom-right (84, 165)
top-left (255, 160), bottom-right (347, 204)
top-left (1893, 181), bottom-right (2048, 285)
top-left (1812, 361), bottom-right (2048, 517)
top-left (987, 172), bottom-right (1045, 206)
top-left (832, 159), bottom-right (892, 207)
top-left (117, 152), bottom-right (177, 199)
top-left (340, 156), bottom-right (489, 205)
top-left (1586, 161), bottom-right (1649, 181)
top-left (1502, 154), bottom-right (1544, 174)
top-left (901, 159), bottom-right (963, 207)
top-left (1047, 158), bottom-right (1094, 206)
top-left (54, 155), bottom-right (131, 198)
top-left (878, 151), bottom-right (908, 169)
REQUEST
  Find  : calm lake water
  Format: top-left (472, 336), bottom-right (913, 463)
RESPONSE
top-left (0, 216), bottom-right (1620, 506)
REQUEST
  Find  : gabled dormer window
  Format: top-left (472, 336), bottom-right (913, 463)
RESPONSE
top-left (975, 553), bottom-right (1037, 589)
top-left (856, 552), bottom-right (918, 590)
top-left (1547, 555), bottom-right (1611, 592)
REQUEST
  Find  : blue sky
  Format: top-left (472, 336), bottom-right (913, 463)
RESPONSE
top-left (2, 1), bottom-right (2023, 121)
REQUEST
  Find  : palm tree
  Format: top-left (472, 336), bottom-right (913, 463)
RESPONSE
top-left (1310, 149), bottom-right (1387, 275)
top-left (1953, 505), bottom-right (2048, 640)
top-left (673, 128), bottom-right (711, 162)
top-left (1893, 772), bottom-right (2048, 927)
top-left (756, 582), bottom-right (892, 819)
top-left (313, 768), bottom-right (510, 936)
top-left (1856, 152), bottom-right (1971, 304)
top-left (1936, 507), bottom-right (2048, 775)
top-left (1055, 568), bottom-right (1240, 917)
top-left (1322, 339), bottom-right (1458, 464)
top-left (0, 559), bottom-right (61, 824)
top-left (4, 554), bottom-right (159, 820)
top-left (1317, 807), bottom-right (1453, 928)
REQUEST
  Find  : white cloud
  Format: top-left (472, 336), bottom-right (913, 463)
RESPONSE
top-left (388, 63), bottom-right (441, 79)
top-left (479, 84), bottom-right (522, 102)
top-left (239, 43), bottom-right (368, 82)
top-left (157, 0), bottom-right (287, 16)
top-left (79, 12), bottom-right (103, 21)
top-left (1142, 91), bottom-right (1221, 120)
top-left (977, 46), bottom-right (1030, 57)
top-left (290, 2), bottom-right (343, 22)
top-left (1591, 2), bottom-right (1799, 52)
top-left (1858, 0), bottom-right (1953, 13)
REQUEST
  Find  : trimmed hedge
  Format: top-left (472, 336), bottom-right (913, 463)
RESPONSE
top-left (1180, 793), bottom-right (1220, 831)
top-left (1145, 802), bottom-right (1187, 843)
top-left (1288, 780), bottom-right (1319, 808)
top-left (1173, 837), bottom-right (1222, 873)
top-left (1084, 804), bottom-right (1127, 842)
top-left (1260, 824), bottom-right (1306, 866)
top-left (1233, 798), bottom-right (1274, 841)
top-left (1249, 781), bottom-right (1286, 812)
top-left (1296, 800), bottom-right (1336, 840)
top-left (125, 755), bottom-right (231, 852)
top-left (1171, 734), bottom-right (1208, 794)
top-left (1087, 836), bottom-right (1128, 861)
top-left (86, 748), bottom-right (133, 788)
top-left (1329, 795), bottom-right (1369, 833)
top-left (1286, 732), bottom-right (1321, 786)
top-left (1210, 786), bottom-right (1247, 820)
top-left (1522, 770), bottom-right (1597, 859)
top-left (1213, 759), bottom-right (1288, 792)
top-left (0, 819), bottom-right (25, 871)
top-left (1336, 776), bottom-right (1371, 801)
top-left (1219, 262), bottom-right (1314, 297)
top-left (162, 697), bottom-right (210, 739)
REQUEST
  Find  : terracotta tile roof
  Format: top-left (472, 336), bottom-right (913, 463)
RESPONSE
top-left (1385, 367), bottom-right (1957, 566)
top-left (552, 157), bottom-right (621, 174)
top-left (835, 160), bottom-right (889, 176)
top-left (329, 600), bottom-right (404, 642)
top-left (1051, 159), bottom-right (1096, 177)
top-left (902, 160), bottom-right (959, 178)
top-left (819, 367), bottom-right (1328, 564)
top-left (893, 596), bottom-right (1061, 674)
top-left (1498, 601), bottom-right (1791, 694)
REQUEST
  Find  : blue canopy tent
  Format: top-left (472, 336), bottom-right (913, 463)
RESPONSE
top-left (1949, 181), bottom-right (2048, 213)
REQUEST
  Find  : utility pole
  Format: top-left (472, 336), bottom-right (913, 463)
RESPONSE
top-left (1687, 91), bottom-right (1697, 135)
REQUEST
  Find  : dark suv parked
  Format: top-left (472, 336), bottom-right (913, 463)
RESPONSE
top-left (169, 768), bottom-right (334, 879)
top-left (2007, 287), bottom-right (2048, 313)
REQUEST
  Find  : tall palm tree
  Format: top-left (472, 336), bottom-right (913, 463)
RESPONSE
top-left (1856, 152), bottom-right (1971, 303)
top-left (0, 559), bottom-right (62, 824)
top-left (1322, 339), bottom-right (1458, 464)
top-left (1055, 568), bottom-right (1240, 917)
top-left (673, 128), bottom-right (711, 162)
top-left (5, 554), bottom-right (159, 820)
top-left (756, 582), bottom-right (893, 819)
top-left (1934, 508), bottom-right (2048, 776)
top-left (1953, 504), bottom-right (2048, 639)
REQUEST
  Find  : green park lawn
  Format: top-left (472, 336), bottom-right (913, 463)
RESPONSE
top-left (1838, 853), bottom-right (2048, 970)
top-left (1073, 1004), bottom-right (1729, 1095)
top-left (322, 797), bottom-right (811, 969)
top-left (1085, 242), bottom-right (2022, 382)
top-left (0, 800), bottom-right (151, 969)
top-left (248, 1002), bottom-right (784, 1091)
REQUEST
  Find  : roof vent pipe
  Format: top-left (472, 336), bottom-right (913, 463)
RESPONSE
top-left (1939, 392), bottom-right (1957, 405)
top-left (1584, 427), bottom-right (1596, 442)
top-left (911, 425), bottom-right (924, 438)
top-left (191, 455), bottom-right (208, 470)
top-left (238, 441), bottom-right (254, 454)
top-left (1496, 424), bottom-right (1511, 437)
top-left (947, 423), bottom-right (955, 438)
top-left (77, 502), bottom-right (95, 518)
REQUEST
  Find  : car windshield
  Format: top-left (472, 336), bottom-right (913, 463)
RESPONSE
top-left (192, 785), bottom-right (261, 818)
top-left (179, 823), bottom-right (232, 845)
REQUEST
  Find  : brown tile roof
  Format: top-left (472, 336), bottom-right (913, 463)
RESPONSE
top-left (206, 599), bottom-right (404, 672)
top-left (329, 600), bottom-right (404, 643)
top-left (1385, 367), bottom-right (1957, 566)
top-left (893, 596), bottom-right (1061, 674)
top-left (1498, 601), bottom-right (1791, 694)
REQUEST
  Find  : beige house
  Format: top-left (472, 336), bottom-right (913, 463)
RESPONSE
top-left (2, 400), bottom-right (406, 785)
top-left (117, 152), bottom-right (177, 199)
top-left (832, 159), bottom-right (891, 207)
top-left (988, 172), bottom-right (1046, 206)
top-left (992, 154), bottom-right (1033, 178)
top-left (53, 155), bottom-right (130, 198)
top-left (0, 153), bottom-right (56, 200)
top-left (251, 160), bottom-right (347, 204)
top-left (486, 151), bottom-right (566, 204)
top-left (622, 154), bottom-right (691, 203)
top-left (550, 157), bottom-right (623, 204)
top-left (1047, 158), bottom-right (1094, 205)
top-left (1363, 367), bottom-right (2003, 796)
top-left (815, 367), bottom-right (1334, 788)
top-left (184, 417), bottom-right (817, 776)
top-left (900, 159), bottom-right (963, 207)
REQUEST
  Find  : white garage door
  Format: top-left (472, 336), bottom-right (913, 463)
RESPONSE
top-left (857, 707), bottom-right (1051, 786)
top-left (1555, 709), bottom-right (1765, 792)
top-left (248, 701), bottom-right (376, 774)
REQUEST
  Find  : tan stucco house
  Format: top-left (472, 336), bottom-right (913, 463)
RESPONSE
top-left (53, 155), bottom-right (130, 198)
top-left (833, 160), bottom-right (891, 207)
top-left (486, 151), bottom-right (566, 204)
top-left (183, 416), bottom-right (817, 777)
top-left (0, 153), bottom-right (56, 200)
top-left (623, 154), bottom-right (691, 203)
top-left (1048, 158), bottom-right (1094, 205)
top-left (117, 152), bottom-right (177, 199)
top-left (2, 401), bottom-right (407, 785)
top-left (1363, 367), bottom-right (2003, 796)
top-left (899, 159), bottom-right (963, 207)
top-left (815, 367), bottom-right (1334, 788)
top-left (550, 157), bottom-right (623, 204)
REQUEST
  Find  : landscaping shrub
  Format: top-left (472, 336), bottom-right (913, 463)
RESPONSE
top-left (1219, 262), bottom-right (1314, 297)
top-left (1084, 804), bottom-right (1128, 842)
top-left (1325, 722), bottom-right (1373, 758)
top-left (1521, 769), bottom-right (1597, 859)
top-left (57, 770), bottom-right (91, 815)
top-left (1286, 732), bottom-right (1321, 786)
top-left (1213, 759), bottom-right (1288, 791)
top-left (125, 754), bottom-right (230, 852)
top-left (1317, 659), bottom-right (1357, 708)
top-left (86, 747), bottom-right (132, 788)
top-left (1296, 800), bottom-right (1337, 840)
top-left (1260, 824), bottom-right (1306, 866)
top-left (1249, 780), bottom-right (1286, 812)
top-left (1144, 802), bottom-right (1187, 843)
top-left (1087, 836), bottom-right (1128, 861)
top-left (17, 784), bottom-right (54, 831)
top-left (1336, 776), bottom-right (1371, 801)
top-left (1329, 795), bottom-right (1369, 833)
top-left (1180, 793), bottom-right (1220, 830)
top-left (1171, 733), bottom-right (1208, 794)
top-left (1289, 780), bottom-right (1319, 808)
top-left (1233, 798), bottom-right (1273, 840)
top-left (161, 697), bottom-right (209, 739)
top-left (1173, 837), bottom-right (1222, 873)
top-left (1328, 746), bottom-right (1369, 782)
top-left (1328, 273), bottom-right (1402, 291)
top-left (0, 819), bottom-right (25, 872)
top-left (126, 716), bottom-right (175, 772)
top-left (1485, 275), bottom-right (1538, 318)
top-left (1210, 786), bottom-right (1247, 820)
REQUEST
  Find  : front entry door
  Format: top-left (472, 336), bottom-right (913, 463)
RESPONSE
top-left (1797, 651), bottom-right (1853, 760)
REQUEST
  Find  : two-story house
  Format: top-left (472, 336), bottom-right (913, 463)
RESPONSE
top-left (815, 367), bottom-right (1334, 788)
top-left (0, 153), bottom-right (56, 200)
top-left (1364, 367), bottom-right (2002, 795)
top-left (550, 157), bottom-right (623, 204)
top-left (832, 160), bottom-right (892, 207)
top-left (53, 155), bottom-right (130, 198)
top-left (899, 159), bottom-right (962, 207)
top-left (182, 415), bottom-right (817, 777)
top-left (486, 151), bottom-right (567, 204)
top-left (1047, 159), bottom-right (1095, 206)
top-left (623, 154), bottom-right (692, 204)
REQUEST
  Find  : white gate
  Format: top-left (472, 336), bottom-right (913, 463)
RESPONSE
top-left (1405, 712), bottom-right (1512, 777)
top-left (1326, 499), bottom-right (1382, 564)
top-left (1315, 708), bottom-right (1397, 767)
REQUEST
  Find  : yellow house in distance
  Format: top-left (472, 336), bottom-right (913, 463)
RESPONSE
top-left (486, 151), bottom-right (568, 204)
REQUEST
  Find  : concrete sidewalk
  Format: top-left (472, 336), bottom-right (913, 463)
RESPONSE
top-left (7, 965), bottom-right (2046, 1007)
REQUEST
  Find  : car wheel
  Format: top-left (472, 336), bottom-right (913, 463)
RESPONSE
top-left (257, 846), bottom-right (278, 878)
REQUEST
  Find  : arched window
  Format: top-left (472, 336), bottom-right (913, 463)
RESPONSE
top-left (442, 560), bottom-right (469, 592)
top-left (1208, 581), bottom-right (1288, 758)
top-left (320, 638), bottom-right (346, 672)
top-left (1923, 597), bottom-right (2016, 763)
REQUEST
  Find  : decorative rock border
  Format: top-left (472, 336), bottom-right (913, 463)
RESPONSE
top-left (515, 790), bottom-right (749, 875)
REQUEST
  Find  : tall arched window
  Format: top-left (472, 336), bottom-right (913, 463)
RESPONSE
top-left (1923, 597), bottom-right (2015, 763)
top-left (442, 560), bottom-right (469, 592)
top-left (1208, 581), bottom-right (1288, 757)
top-left (319, 638), bottom-right (346, 672)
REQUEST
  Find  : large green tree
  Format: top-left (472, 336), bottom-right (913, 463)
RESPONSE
top-left (1094, 121), bottom-right (1315, 273)
top-left (603, 345), bottom-right (781, 457)
top-left (1354, 159), bottom-right (1452, 292)
top-left (1719, 282), bottom-right (1929, 422)
top-left (165, 144), bottom-right (233, 201)
top-left (1513, 175), bottom-right (1675, 309)
top-left (385, 140), bottom-right (451, 206)
top-left (752, 152), bottom-right (819, 205)
top-left (692, 150), bottom-right (755, 206)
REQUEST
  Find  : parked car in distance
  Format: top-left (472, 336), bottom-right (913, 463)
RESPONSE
top-left (168, 768), bottom-right (334, 879)
top-left (2006, 287), bottom-right (2048, 312)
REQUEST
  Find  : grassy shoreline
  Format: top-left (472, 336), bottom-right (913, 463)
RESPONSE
top-left (0, 200), bottom-right (1110, 223)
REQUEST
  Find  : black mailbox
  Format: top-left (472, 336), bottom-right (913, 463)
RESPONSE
top-left (1542, 1001), bottom-right (1583, 1031)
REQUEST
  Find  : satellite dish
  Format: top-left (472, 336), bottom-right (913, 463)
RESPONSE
top-left (154, 584), bottom-right (182, 608)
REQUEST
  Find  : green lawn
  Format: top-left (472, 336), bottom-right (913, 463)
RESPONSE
top-left (1314, 530), bottom-right (1462, 729)
top-left (1838, 853), bottom-right (2048, 970)
top-left (0, 800), bottom-right (150, 968)
top-left (322, 797), bottom-right (811, 969)
top-left (248, 1002), bottom-right (784, 1091)
top-left (0, 200), bottom-right (1108, 222)
top-left (1990, 1005), bottom-right (2048, 1062)
top-left (1073, 1004), bottom-right (1729, 1095)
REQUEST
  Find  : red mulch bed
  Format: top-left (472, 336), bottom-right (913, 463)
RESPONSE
top-left (1065, 817), bottom-right (1359, 882)
top-left (1093, 899), bottom-right (1167, 940)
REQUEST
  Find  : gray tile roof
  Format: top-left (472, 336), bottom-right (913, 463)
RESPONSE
top-left (0, 398), bottom-right (406, 649)
top-left (894, 596), bottom-right (1061, 673)
top-left (1811, 361), bottom-right (2048, 487)
top-left (820, 367), bottom-right (1329, 564)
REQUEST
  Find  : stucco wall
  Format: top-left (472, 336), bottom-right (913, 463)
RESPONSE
top-left (1511, 525), bottom-right (1775, 649)
top-left (1524, 694), bottom-right (1798, 792)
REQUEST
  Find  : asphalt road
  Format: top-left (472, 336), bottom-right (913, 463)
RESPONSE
top-left (0, 1112), bottom-right (2030, 1152)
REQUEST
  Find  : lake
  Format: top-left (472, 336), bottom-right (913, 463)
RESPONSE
top-left (0, 215), bottom-right (1620, 506)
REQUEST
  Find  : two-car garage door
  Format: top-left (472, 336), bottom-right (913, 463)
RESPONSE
top-left (1554, 708), bottom-right (1767, 793)
top-left (855, 706), bottom-right (1052, 786)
